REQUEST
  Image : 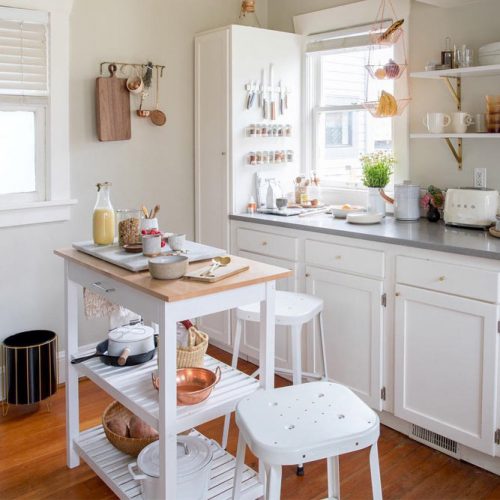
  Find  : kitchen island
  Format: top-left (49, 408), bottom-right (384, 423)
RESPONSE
top-left (55, 248), bottom-right (290, 500)
top-left (195, 213), bottom-right (500, 477)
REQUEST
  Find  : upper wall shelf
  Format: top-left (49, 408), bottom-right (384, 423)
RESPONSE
top-left (411, 64), bottom-right (500, 79)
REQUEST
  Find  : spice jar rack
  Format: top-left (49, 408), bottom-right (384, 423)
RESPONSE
top-left (246, 123), bottom-right (292, 137)
top-left (247, 149), bottom-right (293, 165)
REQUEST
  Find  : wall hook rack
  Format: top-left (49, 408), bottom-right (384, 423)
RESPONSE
top-left (99, 62), bottom-right (165, 78)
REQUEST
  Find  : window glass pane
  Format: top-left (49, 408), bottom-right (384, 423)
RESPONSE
top-left (315, 45), bottom-right (394, 187)
top-left (0, 110), bottom-right (36, 194)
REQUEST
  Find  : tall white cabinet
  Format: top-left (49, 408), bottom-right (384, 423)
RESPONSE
top-left (195, 25), bottom-right (303, 349)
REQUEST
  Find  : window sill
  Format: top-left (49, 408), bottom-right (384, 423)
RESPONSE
top-left (0, 199), bottom-right (77, 228)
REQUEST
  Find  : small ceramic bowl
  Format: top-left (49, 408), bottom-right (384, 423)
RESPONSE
top-left (148, 255), bottom-right (188, 280)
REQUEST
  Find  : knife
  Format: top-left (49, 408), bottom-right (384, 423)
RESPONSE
top-left (258, 69), bottom-right (264, 108)
top-left (279, 80), bottom-right (284, 115)
top-left (269, 64), bottom-right (276, 121)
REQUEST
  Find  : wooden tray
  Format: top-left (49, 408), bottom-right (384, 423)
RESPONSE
top-left (183, 263), bottom-right (250, 283)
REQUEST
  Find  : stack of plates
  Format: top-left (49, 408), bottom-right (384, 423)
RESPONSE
top-left (346, 212), bottom-right (383, 225)
top-left (479, 42), bottom-right (500, 66)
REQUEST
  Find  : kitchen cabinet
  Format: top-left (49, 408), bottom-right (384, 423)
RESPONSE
top-left (395, 284), bottom-right (499, 455)
top-left (306, 266), bottom-right (384, 410)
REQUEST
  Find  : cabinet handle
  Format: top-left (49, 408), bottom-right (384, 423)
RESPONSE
top-left (262, 241), bottom-right (268, 246)
top-left (438, 276), bottom-right (446, 282)
top-left (92, 281), bottom-right (115, 293)
top-left (335, 255), bottom-right (342, 260)
top-left (305, 273), bottom-right (310, 278)
top-left (395, 292), bottom-right (400, 297)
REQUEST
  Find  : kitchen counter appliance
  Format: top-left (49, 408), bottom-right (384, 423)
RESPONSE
top-left (444, 188), bottom-right (499, 228)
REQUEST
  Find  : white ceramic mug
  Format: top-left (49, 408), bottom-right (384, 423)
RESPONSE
top-left (451, 112), bottom-right (473, 134)
top-left (168, 233), bottom-right (186, 251)
top-left (423, 112), bottom-right (451, 134)
top-left (142, 234), bottom-right (162, 257)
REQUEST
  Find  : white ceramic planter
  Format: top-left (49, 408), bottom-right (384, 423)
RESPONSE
top-left (367, 187), bottom-right (386, 216)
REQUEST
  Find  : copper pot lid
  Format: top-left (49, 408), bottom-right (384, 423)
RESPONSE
top-left (108, 324), bottom-right (154, 343)
top-left (137, 436), bottom-right (213, 478)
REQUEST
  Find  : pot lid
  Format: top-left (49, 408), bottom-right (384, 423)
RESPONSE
top-left (137, 436), bottom-right (213, 479)
top-left (108, 324), bottom-right (154, 343)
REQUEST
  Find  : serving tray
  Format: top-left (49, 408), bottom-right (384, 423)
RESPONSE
top-left (73, 240), bottom-right (226, 272)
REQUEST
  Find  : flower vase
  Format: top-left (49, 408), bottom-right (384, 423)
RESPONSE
top-left (367, 187), bottom-right (386, 216)
top-left (427, 205), bottom-right (440, 222)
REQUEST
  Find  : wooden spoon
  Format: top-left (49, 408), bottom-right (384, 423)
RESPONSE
top-left (150, 66), bottom-right (166, 126)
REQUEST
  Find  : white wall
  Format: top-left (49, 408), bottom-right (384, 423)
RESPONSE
top-left (268, 0), bottom-right (500, 192)
top-left (1, 0), bottom-right (267, 349)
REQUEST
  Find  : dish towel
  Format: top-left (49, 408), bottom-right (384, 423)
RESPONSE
top-left (83, 289), bottom-right (140, 328)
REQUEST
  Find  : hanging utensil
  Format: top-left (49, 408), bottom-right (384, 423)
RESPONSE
top-left (137, 91), bottom-right (150, 117)
top-left (269, 63), bottom-right (276, 121)
top-left (150, 66), bottom-right (166, 126)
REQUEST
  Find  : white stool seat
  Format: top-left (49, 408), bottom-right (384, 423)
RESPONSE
top-left (237, 291), bottom-right (323, 326)
top-left (236, 382), bottom-right (379, 466)
top-left (232, 381), bottom-right (383, 500)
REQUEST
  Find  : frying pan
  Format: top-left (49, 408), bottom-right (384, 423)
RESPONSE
top-left (71, 336), bottom-right (158, 367)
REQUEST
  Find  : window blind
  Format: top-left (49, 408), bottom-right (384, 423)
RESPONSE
top-left (0, 16), bottom-right (48, 96)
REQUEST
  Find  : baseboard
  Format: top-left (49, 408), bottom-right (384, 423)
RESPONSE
top-left (379, 411), bottom-right (500, 476)
top-left (1, 342), bottom-right (96, 400)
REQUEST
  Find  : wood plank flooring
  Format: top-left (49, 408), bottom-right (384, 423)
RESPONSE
top-left (1, 345), bottom-right (500, 499)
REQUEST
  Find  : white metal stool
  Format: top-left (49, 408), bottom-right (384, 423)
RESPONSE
top-left (222, 291), bottom-right (328, 451)
top-left (232, 381), bottom-right (382, 500)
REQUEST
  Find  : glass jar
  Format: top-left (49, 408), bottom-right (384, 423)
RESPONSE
top-left (92, 182), bottom-right (115, 245)
top-left (116, 209), bottom-right (141, 247)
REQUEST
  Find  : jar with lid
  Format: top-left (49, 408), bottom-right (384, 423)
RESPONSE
top-left (116, 209), bottom-right (141, 247)
top-left (93, 182), bottom-right (115, 245)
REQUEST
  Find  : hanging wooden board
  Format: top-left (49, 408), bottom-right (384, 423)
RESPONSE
top-left (96, 64), bottom-right (131, 141)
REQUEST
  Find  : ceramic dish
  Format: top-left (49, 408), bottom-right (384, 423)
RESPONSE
top-left (331, 204), bottom-right (365, 219)
top-left (123, 243), bottom-right (143, 253)
top-left (346, 212), bottom-right (383, 225)
top-left (148, 255), bottom-right (188, 280)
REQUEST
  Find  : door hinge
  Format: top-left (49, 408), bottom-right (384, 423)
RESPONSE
top-left (381, 387), bottom-right (386, 401)
top-left (495, 429), bottom-right (500, 445)
top-left (381, 293), bottom-right (387, 307)
top-left (497, 321), bottom-right (500, 333)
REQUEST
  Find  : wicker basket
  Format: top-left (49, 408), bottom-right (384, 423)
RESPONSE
top-left (177, 326), bottom-right (208, 368)
top-left (102, 401), bottom-right (158, 456)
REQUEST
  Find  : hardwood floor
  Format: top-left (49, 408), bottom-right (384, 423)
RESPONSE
top-left (1, 345), bottom-right (500, 499)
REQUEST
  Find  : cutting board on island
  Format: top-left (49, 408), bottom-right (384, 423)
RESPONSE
top-left (184, 263), bottom-right (250, 283)
top-left (96, 64), bottom-right (131, 141)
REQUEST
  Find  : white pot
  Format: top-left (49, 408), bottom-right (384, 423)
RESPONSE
top-left (128, 436), bottom-right (213, 500)
top-left (107, 324), bottom-right (155, 366)
top-left (367, 187), bottom-right (386, 216)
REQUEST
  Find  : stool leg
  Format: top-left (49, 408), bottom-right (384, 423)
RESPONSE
top-left (318, 311), bottom-right (328, 380)
top-left (327, 456), bottom-right (340, 499)
top-left (369, 443), bottom-right (382, 500)
top-left (265, 464), bottom-right (282, 500)
top-left (222, 319), bottom-right (244, 449)
top-left (291, 325), bottom-right (302, 386)
top-left (232, 432), bottom-right (247, 500)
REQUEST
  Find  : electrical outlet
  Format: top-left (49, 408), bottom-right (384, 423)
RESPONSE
top-left (474, 168), bottom-right (487, 188)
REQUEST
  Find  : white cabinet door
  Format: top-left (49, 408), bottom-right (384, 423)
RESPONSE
top-left (237, 251), bottom-right (300, 371)
top-left (194, 29), bottom-right (230, 250)
top-left (306, 266), bottom-right (384, 410)
top-left (395, 284), bottom-right (498, 455)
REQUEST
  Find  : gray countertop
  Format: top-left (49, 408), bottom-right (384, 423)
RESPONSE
top-left (230, 212), bottom-right (500, 261)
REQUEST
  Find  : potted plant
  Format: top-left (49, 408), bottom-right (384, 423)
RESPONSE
top-left (360, 151), bottom-right (395, 216)
top-left (421, 185), bottom-right (445, 222)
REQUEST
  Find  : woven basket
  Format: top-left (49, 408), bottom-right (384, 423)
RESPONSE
top-left (102, 401), bottom-right (158, 456)
top-left (177, 326), bottom-right (208, 368)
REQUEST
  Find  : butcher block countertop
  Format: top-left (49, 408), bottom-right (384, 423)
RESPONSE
top-left (55, 248), bottom-right (291, 302)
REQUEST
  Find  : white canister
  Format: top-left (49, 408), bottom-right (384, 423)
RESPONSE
top-left (141, 217), bottom-right (159, 233)
top-left (128, 436), bottom-right (213, 500)
top-left (393, 183), bottom-right (421, 221)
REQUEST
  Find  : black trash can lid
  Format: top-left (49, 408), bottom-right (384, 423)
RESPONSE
top-left (3, 330), bottom-right (56, 348)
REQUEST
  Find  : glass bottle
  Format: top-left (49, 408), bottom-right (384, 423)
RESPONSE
top-left (92, 182), bottom-right (115, 245)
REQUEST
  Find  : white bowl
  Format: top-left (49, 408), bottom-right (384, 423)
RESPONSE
top-left (346, 212), bottom-right (383, 225)
top-left (148, 255), bottom-right (188, 280)
top-left (331, 204), bottom-right (364, 219)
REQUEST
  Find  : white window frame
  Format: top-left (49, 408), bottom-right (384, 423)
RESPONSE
top-left (0, 1), bottom-right (76, 228)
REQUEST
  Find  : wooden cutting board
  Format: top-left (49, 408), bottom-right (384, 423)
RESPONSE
top-left (183, 263), bottom-right (250, 283)
top-left (96, 64), bottom-right (131, 141)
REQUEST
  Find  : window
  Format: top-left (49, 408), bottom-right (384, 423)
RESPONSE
top-left (308, 44), bottom-right (394, 188)
top-left (0, 7), bottom-right (48, 205)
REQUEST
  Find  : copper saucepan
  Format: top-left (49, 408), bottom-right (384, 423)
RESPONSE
top-left (152, 366), bottom-right (221, 405)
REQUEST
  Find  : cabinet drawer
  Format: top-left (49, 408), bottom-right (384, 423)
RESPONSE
top-left (396, 256), bottom-right (500, 303)
top-left (305, 239), bottom-right (384, 278)
top-left (236, 228), bottom-right (298, 261)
